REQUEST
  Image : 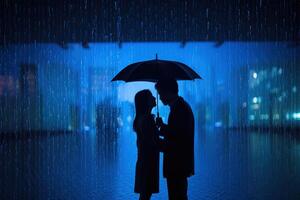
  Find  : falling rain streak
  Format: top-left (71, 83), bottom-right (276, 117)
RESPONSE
top-left (0, 1), bottom-right (299, 200)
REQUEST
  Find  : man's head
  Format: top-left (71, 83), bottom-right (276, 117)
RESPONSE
top-left (155, 78), bottom-right (179, 105)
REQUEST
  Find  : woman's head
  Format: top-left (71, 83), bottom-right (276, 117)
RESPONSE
top-left (134, 89), bottom-right (156, 116)
top-left (133, 89), bottom-right (156, 132)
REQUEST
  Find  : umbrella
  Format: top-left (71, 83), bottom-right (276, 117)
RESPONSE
top-left (112, 55), bottom-right (201, 82)
top-left (111, 54), bottom-right (202, 116)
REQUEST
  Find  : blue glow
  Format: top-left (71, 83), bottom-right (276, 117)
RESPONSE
top-left (0, 42), bottom-right (299, 130)
top-left (253, 72), bottom-right (258, 79)
top-left (253, 97), bottom-right (258, 104)
top-left (0, 42), bottom-right (300, 200)
top-left (292, 113), bottom-right (300, 120)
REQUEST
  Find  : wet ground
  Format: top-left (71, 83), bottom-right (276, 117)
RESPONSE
top-left (1, 128), bottom-right (300, 200)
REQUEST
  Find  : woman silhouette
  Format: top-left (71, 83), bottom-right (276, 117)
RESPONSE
top-left (133, 90), bottom-right (160, 200)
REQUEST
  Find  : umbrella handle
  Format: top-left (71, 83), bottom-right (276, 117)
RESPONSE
top-left (156, 90), bottom-right (160, 118)
top-left (156, 53), bottom-right (159, 118)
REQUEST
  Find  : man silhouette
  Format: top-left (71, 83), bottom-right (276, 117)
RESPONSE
top-left (155, 78), bottom-right (195, 200)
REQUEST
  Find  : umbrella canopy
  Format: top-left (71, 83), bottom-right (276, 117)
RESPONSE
top-left (111, 56), bottom-right (202, 117)
top-left (111, 58), bottom-right (202, 82)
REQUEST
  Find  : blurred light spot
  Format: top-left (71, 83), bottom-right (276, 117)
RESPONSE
top-left (214, 121), bottom-right (222, 127)
top-left (253, 97), bottom-right (258, 104)
top-left (260, 114), bottom-right (269, 120)
top-left (117, 117), bottom-right (123, 126)
top-left (273, 114), bottom-right (280, 120)
top-left (282, 92), bottom-right (287, 97)
top-left (252, 104), bottom-right (259, 110)
top-left (126, 115), bottom-right (132, 123)
top-left (258, 97), bottom-right (262, 103)
top-left (286, 113), bottom-right (290, 120)
top-left (253, 72), bottom-right (258, 79)
top-left (84, 126), bottom-right (90, 131)
top-left (292, 113), bottom-right (300, 120)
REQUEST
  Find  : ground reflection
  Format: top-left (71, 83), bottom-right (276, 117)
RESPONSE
top-left (0, 128), bottom-right (299, 200)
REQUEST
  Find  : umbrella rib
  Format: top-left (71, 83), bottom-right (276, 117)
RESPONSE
top-left (122, 62), bottom-right (144, 81)
top-left (112, 59), bottom-right (201, 82)
top-left (175, 63), bottom-right (197, 79)
top-left (126, 61), bottom-right (157, 82)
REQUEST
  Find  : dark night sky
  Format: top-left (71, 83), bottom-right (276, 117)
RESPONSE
top-left (1, 0), bottom-right (299, 44)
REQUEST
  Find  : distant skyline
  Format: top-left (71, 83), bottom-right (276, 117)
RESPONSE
top-left (0, 42), bottom-right (299, 131)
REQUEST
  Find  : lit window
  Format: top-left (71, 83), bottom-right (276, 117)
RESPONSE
top-left (273, 114), bottom-right (280, 120)
top-left (282, 92), bottom-right (287, 97)
top-left (258, 97), bottom-right (262, 103)
top-left (272, 67), bottom-right (278, 77)
top-left (271, 88), bottom-right (278, 93)
top-left (278, 68), bottom-right (283, 75)
top-left (292, 86), bottom-right (297, 93)
top-left (249, 115), bottom-right (255, 120)
top-left (260, 114), bottom-right (269, 120)
top-left (252, 104), bottom-right (259, 110)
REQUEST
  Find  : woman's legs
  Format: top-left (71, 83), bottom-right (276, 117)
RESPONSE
top-left (139, 193), bottom-right (152, 200)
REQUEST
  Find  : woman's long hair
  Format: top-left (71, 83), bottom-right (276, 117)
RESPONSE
top-left (133, 89), bottom-right (151, 132)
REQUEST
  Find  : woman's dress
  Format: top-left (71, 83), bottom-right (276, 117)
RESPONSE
top-left (134, 114), bottom-right (160, 194)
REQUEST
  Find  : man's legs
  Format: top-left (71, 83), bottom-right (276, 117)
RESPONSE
top-left (167, 177), bottom-right (188, 200)
top-left (139, 193), bottom-right (152, 200)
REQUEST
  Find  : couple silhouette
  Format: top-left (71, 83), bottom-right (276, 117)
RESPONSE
top-left (133, 78), bottom-right (195, 200)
